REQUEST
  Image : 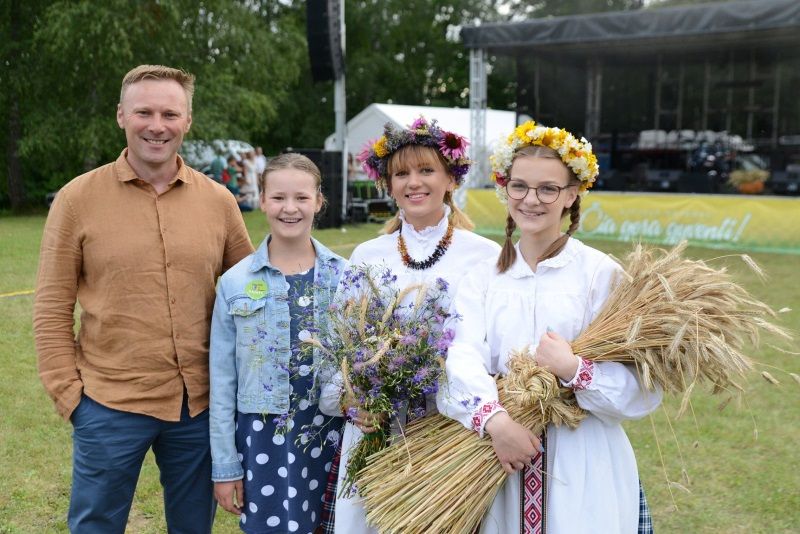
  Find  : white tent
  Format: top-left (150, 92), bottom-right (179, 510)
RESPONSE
top-left (324, 103), bottom-right (516, 162)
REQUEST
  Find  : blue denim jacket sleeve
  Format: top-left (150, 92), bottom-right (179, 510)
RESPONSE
top-left (209, 280), bottom-right (244, 482)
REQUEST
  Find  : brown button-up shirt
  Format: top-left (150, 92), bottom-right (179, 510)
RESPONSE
top-left (33, 150), bottom-right (254, 421)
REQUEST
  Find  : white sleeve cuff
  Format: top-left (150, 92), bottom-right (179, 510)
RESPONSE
top-left (471, 400), bottom-right (507, 438)
top-left (561, 357), bottom-right (594, 391)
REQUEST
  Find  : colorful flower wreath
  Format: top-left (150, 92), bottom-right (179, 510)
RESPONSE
top-left (358, 117), bottom-right (470, 192)
top-left (489, 120), bottom-right (599, 199)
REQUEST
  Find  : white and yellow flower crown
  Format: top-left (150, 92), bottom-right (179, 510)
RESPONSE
top-left (489, 120), bottom-right (599, 197)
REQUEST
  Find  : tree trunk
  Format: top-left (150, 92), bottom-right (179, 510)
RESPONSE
top-left (6, 0), bottom-right (26, 209)
top-left (6, 100), bottom-right (25, 209)
top-left (82, 85), bottom-right (99, 172)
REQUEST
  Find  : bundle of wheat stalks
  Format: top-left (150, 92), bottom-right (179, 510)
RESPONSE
top-left (356, 242), bottom-right (791, 534)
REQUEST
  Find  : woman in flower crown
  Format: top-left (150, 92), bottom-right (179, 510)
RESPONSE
top-left (437, 121), bottom-right (662, 533)
top-left (318, 117), bottom-right (501, 533)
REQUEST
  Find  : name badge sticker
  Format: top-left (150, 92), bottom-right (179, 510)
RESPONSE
top-left (245, 280), bottom-right (268, 300)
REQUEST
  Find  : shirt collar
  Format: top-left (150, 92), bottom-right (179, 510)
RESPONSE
top-left (506, 236), bottom-right (578, 278)
top-left (114, 149), bottom-right (193, 184)
top-left (249, 235), bottom-right (338, 273)
top-left (398, 204), bottom-right (451, 240)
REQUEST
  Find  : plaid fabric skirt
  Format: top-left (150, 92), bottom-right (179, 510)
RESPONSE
top-left (319, 444), bottom-right (341, 533)
top-left (638, 481), bottom-right (654, 534)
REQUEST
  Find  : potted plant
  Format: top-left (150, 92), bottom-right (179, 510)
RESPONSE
top-left (728, 169), bottom-right (768, 194)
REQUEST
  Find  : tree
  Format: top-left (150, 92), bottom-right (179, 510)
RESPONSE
top-left (0, 0), bottom-right (50, 210)
top-left (4, 0), bottom-right (305, 207)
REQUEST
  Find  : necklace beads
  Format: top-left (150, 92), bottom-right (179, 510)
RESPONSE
top-left (397, 219), bottom-right (454, 270)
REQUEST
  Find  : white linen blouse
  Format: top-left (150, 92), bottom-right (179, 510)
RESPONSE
top-left (438, 237), bottom-right (663, 534)
top-left (321, 208), bottom-right (501, 534)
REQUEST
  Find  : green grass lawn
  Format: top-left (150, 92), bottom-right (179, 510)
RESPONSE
top-left (1, 211), bottom-right (797, 533)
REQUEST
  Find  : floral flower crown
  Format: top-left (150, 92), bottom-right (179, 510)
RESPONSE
top-left (490, 120), bottom-right (599, 198)
top-left (358, 117), bottom-right (470, 191)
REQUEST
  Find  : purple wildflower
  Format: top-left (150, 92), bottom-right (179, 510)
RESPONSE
top-left (273, 413), bottom-right (289, 430)
top-left (435, 328), bottom-right (455, 354)
top-left (423, 385), bottom-right (437, 396)
top-left (435, 278), bottom-right (449, 292)
top-left (399, 333), bottom-right (418, 346)
top-left (410, 117), bottom-right (428, 130)
top-left (411, 367), bottom-right (430, 385)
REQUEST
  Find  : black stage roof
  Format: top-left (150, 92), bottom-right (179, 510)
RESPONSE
top-left (460, 0), bottom-right (800, 58)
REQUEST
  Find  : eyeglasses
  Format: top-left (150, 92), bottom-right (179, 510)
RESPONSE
top-left (505, 180), bottom-right (574, 203)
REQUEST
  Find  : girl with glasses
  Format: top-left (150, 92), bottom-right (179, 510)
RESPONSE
top-left (438, 122), bottom-right (662, 533)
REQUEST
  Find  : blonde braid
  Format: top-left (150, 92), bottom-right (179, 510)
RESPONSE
top-left (539, 195), bottom-right (582, 262)
top-left (496, 215), bottom-right (517, 273)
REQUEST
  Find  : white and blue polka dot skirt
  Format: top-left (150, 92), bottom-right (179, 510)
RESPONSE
top-left (234, 270), bottom-right (342, 533)
top-left (235, 409), bottom-right (339, 533)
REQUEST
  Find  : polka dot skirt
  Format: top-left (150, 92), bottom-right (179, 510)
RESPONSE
top-left (234, 270), bottom-right (342, 534)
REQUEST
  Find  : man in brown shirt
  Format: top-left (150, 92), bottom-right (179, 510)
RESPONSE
top-left (33, 64), bottom-right (254, 534)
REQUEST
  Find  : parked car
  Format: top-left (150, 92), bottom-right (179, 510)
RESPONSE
top-left (179, 139), bottom-right (254, 172)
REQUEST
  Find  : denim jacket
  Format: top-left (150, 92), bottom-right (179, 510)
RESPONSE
top-left (209, 235), bottom-right (347, 481)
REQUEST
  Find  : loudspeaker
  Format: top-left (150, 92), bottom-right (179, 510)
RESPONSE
top-left (594, 170), bottom-right (624, 191)
top-left (306, 0), bottom-right (344, 83)
top-left (284, 148), bottom-right (343, 229)
top-left (679, 172), bottom-right (714, 194)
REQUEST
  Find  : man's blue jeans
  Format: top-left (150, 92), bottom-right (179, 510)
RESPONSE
top-left (68, 395), bottom-right (215, 534)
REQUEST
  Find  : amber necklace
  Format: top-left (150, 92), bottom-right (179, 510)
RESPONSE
top-left (397, 218), bottom-right (454, 270)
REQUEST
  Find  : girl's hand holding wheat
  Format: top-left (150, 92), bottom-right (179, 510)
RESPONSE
top-left (484, 412), bottom-right (543, 474)
top-left (534, 329), bottom-right (580, 381)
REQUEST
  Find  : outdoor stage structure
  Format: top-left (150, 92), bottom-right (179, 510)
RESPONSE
top-left (461, 0), bottom-right (800, 254)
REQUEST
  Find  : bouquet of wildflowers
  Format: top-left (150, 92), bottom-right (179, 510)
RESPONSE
top-left (304, 264), bottom-right (456, 496)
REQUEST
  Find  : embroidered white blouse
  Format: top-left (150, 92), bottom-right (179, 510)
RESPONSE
top-left (437, 237), bottom-right (663, 534)
top-left (320, 208), bottom-right (501, 534)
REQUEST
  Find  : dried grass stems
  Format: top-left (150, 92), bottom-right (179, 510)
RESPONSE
top-left (356, 242), bottom-right (792, 534)
top-left (359, 358), bottom-right (584, 533)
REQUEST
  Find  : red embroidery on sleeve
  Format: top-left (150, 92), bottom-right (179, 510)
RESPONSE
top-left (571, 358), bottom-right (594, 391)
top-left (471, 400), bottom-right (504, 433)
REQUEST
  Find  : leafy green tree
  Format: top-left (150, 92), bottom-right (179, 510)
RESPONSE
top-left (1, 0), bottom-right (51, 210)
top-left (4, 0), bottom-right (304, 207)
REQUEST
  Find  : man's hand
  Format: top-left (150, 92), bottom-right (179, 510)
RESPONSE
top-left (214, 480), bottom-right (244, 515)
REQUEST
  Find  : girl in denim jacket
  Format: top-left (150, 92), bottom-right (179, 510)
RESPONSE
top-left (210, 153), bottom-right (348, 534)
